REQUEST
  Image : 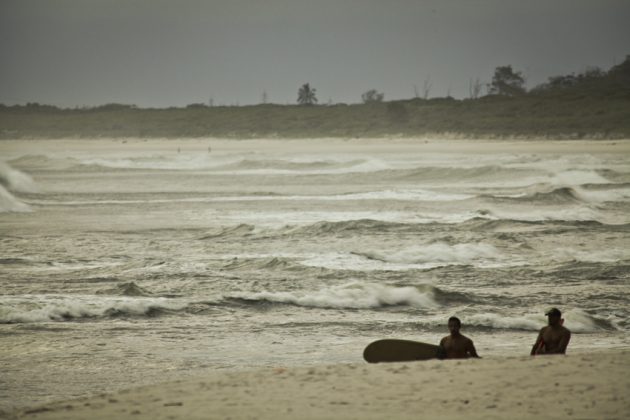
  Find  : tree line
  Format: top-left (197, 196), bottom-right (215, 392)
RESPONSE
top-left (295, 55), bottom-right (629, 105)
top-left (2, 55), bottom-right (627, 111)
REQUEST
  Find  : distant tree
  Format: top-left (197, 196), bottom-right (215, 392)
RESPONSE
top-left (579, 66), bottom-right (606, 80)
top-left (422, 77), bottom-right (432, 99)
top-left (609, 55), bottom-right (630, 75)
top-left (93, 103), bottom-right (137, 111)
top-left (186, 103), bottom-right (208, 109)
top-left (545, 74), bottom-right (578, 89)
top-left (608, 55), bottom-right (630, 85)
top-left (487, 65), bottom-right (526, 96)
top-left (469, 77), bottom-right (483, 99)
top-left (262, 90), bottom-right (268, 104)
top-left (533, 64), bottom-right (612, 93)
top-left (361, 89), bottom-right (384, 103)
top-left (297, 83), bottom-right (317, 105)
top-left (24, 102), bottom-right (60, 112)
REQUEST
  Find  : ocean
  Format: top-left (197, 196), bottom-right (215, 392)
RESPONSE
top-left (1, 138), bottom-right (629, 411)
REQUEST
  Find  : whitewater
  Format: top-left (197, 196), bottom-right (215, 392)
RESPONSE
top-left (1, 138), bottom-right (629, 411)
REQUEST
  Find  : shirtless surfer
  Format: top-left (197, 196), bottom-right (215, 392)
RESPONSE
top-left (438, 316), bottom-right (480, 359)
top-left (531, 307), bottom-right (571, 355)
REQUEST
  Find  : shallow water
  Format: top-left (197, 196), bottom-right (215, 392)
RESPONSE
top-left (1, 139), bottom-right (629, 410)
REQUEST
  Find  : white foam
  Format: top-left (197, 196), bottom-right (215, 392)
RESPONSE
top-left (230, 282), bottom-right (438, 309)
top-left (216, 210), bottom-right (491, 228)
top-left (323, 189), bottom-right (473, 201)
top-left (210, 189), bottom-right (472, 202)
top-left (0, 161), bottom-right (36, 212)
top-left (77, 154), bottom-right (393, 175)
top-left (301, 243), bottom-right (506, 271)
top-left (27, 188), bottom-right (474, 207)
top-left (382, 243), bottom-right (502, 265)
top-left (0, 295), bottom-right (187, 323)
top-left (79, 154), bottom-right (241, 171)
top-left (300, 253), bottom-right (430, 271)
top-left (463, 308), bottom-right (607, 333)
top-left (554, 248), bottom-right (630, 263)
top-left (0, 185), bottom-right (31, 212)
top-left (0, 161), bottom-right (38, 193)
top-left (575, 187), bottom-right (630, 203)
top-left (490, 206), bottom-right (609, 223)
top-left (549, 170), bottom-right (611, 186)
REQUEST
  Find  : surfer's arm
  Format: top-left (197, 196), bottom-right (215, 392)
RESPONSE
top-left (467, 339), bottom-right (480, 358)
top-left (531, 328), bottom-right (545, 355)
top-left (437, 337), bottom-right (447, 359)
top-left (557, 329), bottom-right (571, 354)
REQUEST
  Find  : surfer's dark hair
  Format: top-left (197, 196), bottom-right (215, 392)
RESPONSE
top-left (448, 316), bottom-right (461, 327)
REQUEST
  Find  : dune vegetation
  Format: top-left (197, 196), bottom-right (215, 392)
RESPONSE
top-left (1, 57), bottom-right (629, 140)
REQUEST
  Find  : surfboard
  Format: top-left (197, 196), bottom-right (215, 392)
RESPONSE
top-left (363, 339), bottom-right (440, 363)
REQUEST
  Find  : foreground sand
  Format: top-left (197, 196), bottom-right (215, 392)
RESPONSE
top-left (12, 350), bottom-right (630, 420)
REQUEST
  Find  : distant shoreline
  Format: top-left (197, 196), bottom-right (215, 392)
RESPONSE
top-left (2, 94), bottom-right (629, 140)
top-left (3, 138), bottom-right (629, 162)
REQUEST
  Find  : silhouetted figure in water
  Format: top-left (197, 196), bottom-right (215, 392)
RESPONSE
top-left (438, 316), bottom-right (480, 359)
top-left (531, 307), bottom-right (571, 355)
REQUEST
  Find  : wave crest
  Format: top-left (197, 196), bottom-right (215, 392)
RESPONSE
top-left (227, 282), bottom-right (439, 309)
top-left (0, 161), bottom-right (36, 212)
top-left (463, 309), bottom-right (617, 333)
top-left (354, 243), bottom-right (502, 266)
top-left (0, 295), bottom-right (187, 323)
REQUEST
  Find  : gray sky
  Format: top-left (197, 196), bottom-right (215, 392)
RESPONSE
top-left (1, 0), bottom-right (629, 107)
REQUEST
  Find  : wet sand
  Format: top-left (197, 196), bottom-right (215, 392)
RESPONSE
top-left (12, 350), bottom-right (630, 420)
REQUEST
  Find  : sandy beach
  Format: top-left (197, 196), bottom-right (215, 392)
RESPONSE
top-left (4, 2), bottom-right (630, 418)
top-left (8, 350), bottom-right (629, 420)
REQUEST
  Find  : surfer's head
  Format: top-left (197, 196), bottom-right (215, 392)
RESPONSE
top-left (545, 307), bottom-right (562, 326)
top-left (448, 316), bottom-right (461, 335)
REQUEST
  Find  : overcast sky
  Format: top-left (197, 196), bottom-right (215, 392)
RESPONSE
top-left (1, 0), bottom-right (629, 107)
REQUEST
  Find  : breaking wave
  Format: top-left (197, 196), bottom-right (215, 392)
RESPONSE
top-left (463, 309), bottom-right (618, 333)
top-left (96, 282), bottom-right (154, 297)
top-left (0, 161), bottom-right (36, 212)
top-left (352, 243), bottom-right (503, 267)
top-left (227, 282), bottom-right (440, 309)
top-left (0, 283), bottom-right (453, 322)
top-left (396, 165), bottom-right (532, 184)
top-left (73, 155), bottom-right (392, 174)
top-left (487, 186), bottom-right (630, 204)
top-left (210, 158), bottom-right (390, 174)
top-left (199, 224), bottom-right (257, 239)
top-left (195, 216), bottom-right (623, 243)
top-left (220, 257), bottom-right (310, 272)
top-left (282, 219), bottom-right (412, 237)
top-left (0, 295), bottom-right (188, 323)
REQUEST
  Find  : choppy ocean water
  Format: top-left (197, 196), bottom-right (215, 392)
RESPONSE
top-left (1, 139), bottom-right (629, 410)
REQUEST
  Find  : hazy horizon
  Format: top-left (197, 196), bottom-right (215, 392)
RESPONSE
top-left (1, 0), bottom-right (629, 108)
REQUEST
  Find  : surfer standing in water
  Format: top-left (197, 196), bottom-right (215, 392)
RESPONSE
top-left (531, 307), bottom-right (571, 355)
top-left (438, 316), bottom-right (480, 359)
